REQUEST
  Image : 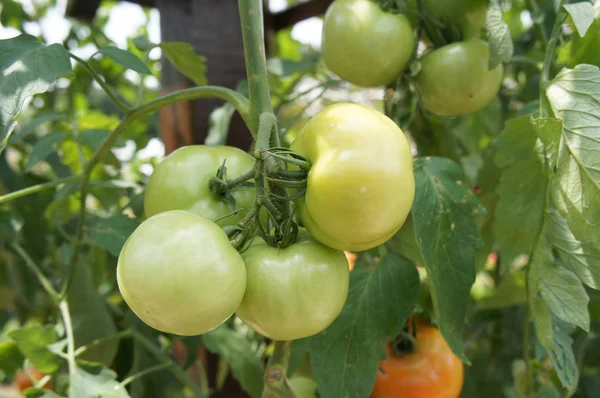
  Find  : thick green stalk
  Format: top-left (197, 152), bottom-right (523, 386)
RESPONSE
top-left (262, 341), bottom-right (295, 398)
top-left (238, 0), bottom-right (274, 131)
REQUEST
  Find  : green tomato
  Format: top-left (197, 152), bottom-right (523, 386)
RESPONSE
top-left (290, 103), bottom-right (415, 252)
top-left (416, 39), bottom-right (503, 117)
top-left (117, 210), bottom-right (246, 336)
top-left (288, 375), bottom-right (318, 398)
top-left (144, 145), bottom-right (255, 227)
top-left (407, 0), bottom-right (488, 39)
top-left (236, 233), bottom-right (349, 340)
top-left (322, 0), bottom-right (414, 87)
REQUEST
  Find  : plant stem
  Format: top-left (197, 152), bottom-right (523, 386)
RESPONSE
top-left (69, 53), bottom-right (131, 114)
top-left (0, 174), bottom-right (83, 205)
top-left (262, 341), bottom-right (295, 398)
top-left (132, 331), bottom-right (206, 398)
top-left (74, 330), bottom-right (133, 357)
top-left (238, 0), bottom-right (274, 131)
top-left (59, 85), bottom-right (252, 299)
top-left (539, 6), bottom-right (565, 117)
top-left (11, 242), bottom-right (60, 303)
top-left (59, 300), bottom-right (76, 380)
top-left (120, 362), bottom-right (173, 387)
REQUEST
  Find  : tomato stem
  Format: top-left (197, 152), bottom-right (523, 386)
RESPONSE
top-left (262, 341), bottom-right (296, 398)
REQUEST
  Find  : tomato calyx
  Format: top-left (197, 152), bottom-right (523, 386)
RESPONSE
top-left (390, 317), bottom-right (419, 357)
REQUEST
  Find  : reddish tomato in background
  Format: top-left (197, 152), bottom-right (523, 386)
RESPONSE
top-left (12, 366), bottom-right (52, 392)
top-left (372, 319), bottom-right (464, 398)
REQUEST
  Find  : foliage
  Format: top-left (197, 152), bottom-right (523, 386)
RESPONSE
top-left (0, 0), bottom-right (599, 397)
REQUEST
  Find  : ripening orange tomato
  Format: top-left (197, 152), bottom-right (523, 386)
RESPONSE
top-left (371, 320), bottom-right (464, 398)
top-left (344, 251), bottom-right (357, 271)
top-left (12, 366), bottom-right (52, 392)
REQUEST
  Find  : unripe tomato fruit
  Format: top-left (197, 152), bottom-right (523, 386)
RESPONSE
top-left (236, 232), bottom-right (349, 340)
top-left (371, 321), bottom-right (464, 398)
top-left (290, 103), bottom-right (415, 252)
top-left (12, 366), bottom-right (52, 392)
top-left (416, 40), bottom-right (503, 117)
top-left (322, 0), bottom-right (414, 87)
top-left (144, 145), bottom-right (255, 227)
top-left (407, 0), bottom-right (488, 39)
top-left (117, 210), bottom-right (246, 336)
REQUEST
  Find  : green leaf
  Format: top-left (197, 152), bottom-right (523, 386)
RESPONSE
top-left (206, 103), bottom-right (235, 146)
top-left (267, 58), bottom-right (312, 77)
top-left (8, 324), bottom-right (63, 374)
top-left (546, 319), bottom-right (579, 390)
top-left (0, 340), bottom-right (25, 376)
top-left (494, 116), bottom-right (546, 268)
top-left (546, 65), bottom-right (600, 240)
top-left (387, 215), bottom-right (424, 266)
top-left (486, 5), bottom-right (513, 69)
top-left (24, 390), bottom-right (65, 398)
top-left (88, 215), bottom-right (140, 256)
top-left (0, 34), bottom-right (72, 151)
top-left (532, 117), bottom-right (562, 171)
top-left (412, 157), bottom-right (484, 362)
top-left (562, 3), bottom-right (600, 68)
top-left (70, 362), bottom-right (130, 398)
top-left (159, 42), bottom-right (207, 86)
top-left (564, 2), bottom-right (596, 37)
top-left (25, 132), bottom-right (67, 170)
top-left (9, 111), bottom-right (68, 143)
top-left (308, 253), bottom-right (420, 398)
top-left (203, 326), bottom-right (264, 398)
top-left (77, 129), bottom-right (111, 150)
top-left (546, 208), bottom-right (600, 289)
top-left (98, 46), bottom-right (152, 75)
top-left (132, 36), bottom-right (155, 52)
top-left (529, 233), bottom-right (590, 333)
top-left (531, 295), bottom-right (555, 351)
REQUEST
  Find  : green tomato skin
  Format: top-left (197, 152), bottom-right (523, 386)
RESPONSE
top-left (416, 40), bottom-right (503, 117)
top-left (290, 103), bottom-right (415, 252)
top-left (144, 145), bottom-right (255, 227)
top-left (117, 210), bottom-right (247, 336)
top-left (236, 234), bottom-right (349, 341)
top-left (288, 376), bottom-right (318, 398)
top-left (407, 0), bottom-right (488, 39)
top-left (322, 0), bottom-right (414, 87)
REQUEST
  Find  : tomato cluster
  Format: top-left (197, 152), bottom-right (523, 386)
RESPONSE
top-left (117, 102), bottom-right (414, 338)
top-left (321, 0), bottom-right (501, 117)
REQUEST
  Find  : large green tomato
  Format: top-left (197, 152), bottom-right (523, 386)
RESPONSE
top-left (290, 103), bottom-right (415, 252)
top-left (144, 145), bottom-right (255, 226)
top-left (322, 0), bottom-right (414, 87)
top-left (416, 40), bottom-right (503, 116)
top-left (407, 0), bottom-right (488, 39)
top-left (236, 233), bottom-right (349, 340)
top-left (117, 210), bottom-right (246, 336)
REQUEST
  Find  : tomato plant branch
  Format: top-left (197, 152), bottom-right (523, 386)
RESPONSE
top-left (131, 331), bottom-right (207, 398)
top-left (10, 242), bottom-right (60, 304)
top-left (120, 362), bottom-right (173, 387)
top-left (540, 6), bottom-right (565, 117)
top-left (262, 341), bottom-right (295, 398)
top-left (239, 0), bottom-right (275, 132)
top-left (59, 300), bottom-right (77, 381)
top-left (58, 85), bottom-right (252, 299)
top-left (69, 53), bottom-right (131, 114)
top-left (0, 174), bottom-right (83, 205)
top-left (74, 329), bottom-right (133, 357)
